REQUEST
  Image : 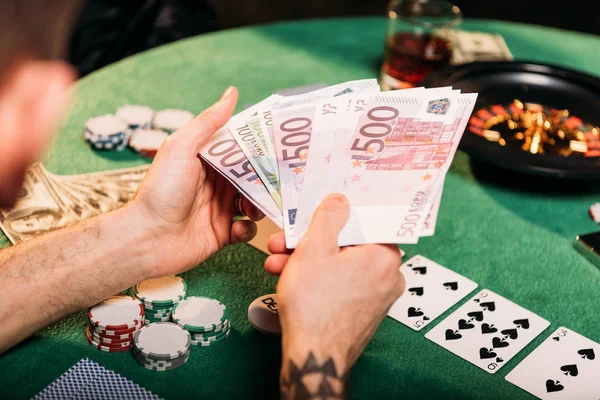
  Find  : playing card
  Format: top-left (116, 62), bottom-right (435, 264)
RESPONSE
top-left (73, 366), bottom-right (162, 400)
top-left (425, 289), bottom-right (550, 373)
top-left (34, 358), bottom-right (161, 400)
top-left (506, 326), bottom-right (600, 399)
top-left (387, 255), bottom-right (478, 331)
top-left (33, 358), bottom-right (105, 399)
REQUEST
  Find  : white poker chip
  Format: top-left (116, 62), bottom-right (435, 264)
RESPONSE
top-left (129, 129), bottom-right (168, 158)
top-left (248, 294), bottom-right (281, 336)
top-left (133, 276), bottom-right (186, 306)
top-left (116, 105), bottom-right (155, 129)
top-left (153, 109), bottom-right (194, 133)
top-left (590, 203), bottom-right (600, 224)
top-left (88, 295), bottom-right (144, 330)
top-left (85, 114), bottom-right (128, 137)
top-left (172, 296), bottom-right (228, 333)
top-left (133, 322), bottom-right (191, 360)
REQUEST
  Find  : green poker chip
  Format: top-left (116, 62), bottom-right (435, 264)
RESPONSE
top-left (132, 276), bottom-right (186, 307)
top-left (172, 296), bottom-right (229, 333)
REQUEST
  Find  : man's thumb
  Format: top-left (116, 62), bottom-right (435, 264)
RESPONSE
top-left (301, 193), bottom-right (350, 252)
top-left (171, 86), bottom-right (238, 151)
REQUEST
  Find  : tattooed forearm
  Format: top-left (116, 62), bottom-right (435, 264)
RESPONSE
top-left (280, 352), bottom-right (348, 400)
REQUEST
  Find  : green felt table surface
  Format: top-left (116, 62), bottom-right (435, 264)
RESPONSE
top-left (1, 17), bottom-right (600, 400)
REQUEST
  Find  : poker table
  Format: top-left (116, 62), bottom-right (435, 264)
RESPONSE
top-left (1, 17), bottom-right (600, 400)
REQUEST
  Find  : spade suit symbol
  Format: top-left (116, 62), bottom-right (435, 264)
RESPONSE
top-left (458, 319), bottom-right (475, 330)
top-left (479, 302), bottom-right (496, 311)
top-left (492, 337), bottom-right (509, 348)
top-left (479, 348), bottom-right (497, 359)
top-left (513, 319), bottom-right (530, 329)
top-left (560, 364), bottom-right (578, 376)
top-left (445, 329), bottom-right (462, 340)
top-left (481, 323), bottom-right (497, 334)
top-left (578, 348), bottom-right (596, 360)
top-left (501, 328), bottom-right (518, 340)
top-left (408, 287), bottom-right (424, 296)
top-left (443, 282), bottom-right (458, 290)
top-left (545, 380), bottom-right (564, 393)
top-left (407, 307), bottom-right (424, 318)
top-left (467, 311), bottom-right (484, 321)
top-left (412, 266), bottom-right (427, 275)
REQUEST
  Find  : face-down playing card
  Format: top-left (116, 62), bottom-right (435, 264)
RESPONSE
top-left (505, 326), bottom-right (600, 399)
top-left (387, 255), bottom-right (478, 331)
top-left (425, 289), bottom-right (550, 374)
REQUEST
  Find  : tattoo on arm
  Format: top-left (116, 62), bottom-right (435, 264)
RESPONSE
top-left (280, 352), bottom-right (347, 400)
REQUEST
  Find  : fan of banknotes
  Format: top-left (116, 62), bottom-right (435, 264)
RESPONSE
top-left (199, 79), bottom-right (478, 248)
top-left (0, 163), bottom-right (148, 244)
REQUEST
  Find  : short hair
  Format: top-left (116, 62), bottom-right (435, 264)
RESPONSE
top-left (0, 1), bottom-right (81, 82)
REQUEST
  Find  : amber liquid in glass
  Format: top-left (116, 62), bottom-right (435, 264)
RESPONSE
top-left (381, 32), bottom-right (452, 89)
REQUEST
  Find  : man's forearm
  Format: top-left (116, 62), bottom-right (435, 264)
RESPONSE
top-left (280, 334), bottom-right (350, 400)
top-left (0, 205), bottom-right (157, 353)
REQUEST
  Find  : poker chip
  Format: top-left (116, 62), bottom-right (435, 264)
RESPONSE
top-left (128, 129), bottom-right (169, 158)
top-left (86, 328), bottom-right (133, 345)
top-left (132, 347), bottom-right (190, 371)
top-left (172, 296), bottom-right (229, 333)
top-left (88, 320), bottom-right (143, 336)
top-left (248, 294), bottom-right (281, 336)
top-left (132, 276), bottom-right (185, 327)
top-left (86, 295), bottom-right (144, 352)
top-left (590, 203), bottom-right (600, 224)
top-left (88, 295), bottom-right (144, 330)
top-left (115, 105), bottom-right (154, 130)
top-left (189, 320), bottom-right (230, 340)
top-left (190, 329), bottom-right (231, 347)
top-left (133, 322), bottom-right (191, 361)
top-left (84, 114), bottom-right (128, 150)
top-left (86, 329), bottom-right (133, 352)
top-left (133, 276), bottom-right (186, 307)
top-left (153, 109), bottom-right (194, 134)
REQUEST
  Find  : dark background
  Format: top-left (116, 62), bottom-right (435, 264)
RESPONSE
top-left (69, 0), bottom-right (599, 77)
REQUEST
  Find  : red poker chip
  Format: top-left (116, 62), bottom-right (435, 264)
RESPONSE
top-left (129, 129), bottom-right (168, 159)
top-left (88, 320), bottom-right (143, 336)
top-left (86, 329), bottom-right (132, 352)
top-left (88, 295), bottom-right (144, 331)
top-left (87, 327), bottom-right (134, 344)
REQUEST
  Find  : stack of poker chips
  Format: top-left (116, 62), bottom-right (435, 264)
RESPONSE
top-left (132, 322), bottom-right (191, 371)
top-left (86, 295), bottom-right (145, 352)
top-left (84, 115), bottom-right (129, 151)
top-left (83, 105), bottom-right (194, 157)
top-left (172, 296), bottom-right (231, 346)
top-left (132, 275), bottom-right (187, 325)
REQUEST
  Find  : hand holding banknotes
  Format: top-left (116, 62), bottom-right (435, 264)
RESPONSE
top-left (273, 193), bottom-right (405, 397)
top-left (132, 86), bottom-right (266, 277)
top-left (199, 79), bottom-right (477, 249)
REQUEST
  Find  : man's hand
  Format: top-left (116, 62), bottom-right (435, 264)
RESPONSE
top-left (130, 86), bottom-right (264, 278)
top-left (268, 194), bottom-right (405, 399)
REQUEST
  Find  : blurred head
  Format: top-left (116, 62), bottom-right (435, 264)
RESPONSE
top-left (0, 1), bottom-right (80, 207)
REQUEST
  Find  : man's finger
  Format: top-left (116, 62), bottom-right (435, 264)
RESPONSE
top-left (264, 254), bottom-right (290, 276)
top-left (241, 197), bottom-right (265, 221)
top-left (230, 219), bottom-right (257, 245)
top-left (299, 193), bottom-right (350, 253)
top-left (267, 232), bottom-right (289, 254)
top-left (169, 86), bottom-right (238, 153)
